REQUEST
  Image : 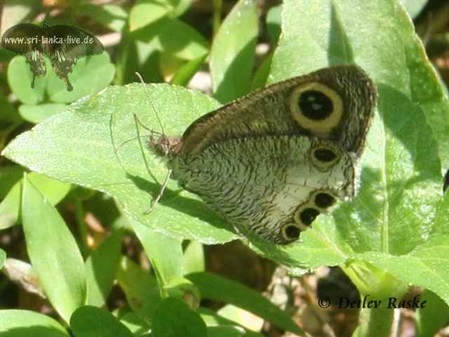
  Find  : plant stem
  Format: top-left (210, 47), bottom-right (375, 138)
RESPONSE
top-left (357, 301), bottom-right (395, 337)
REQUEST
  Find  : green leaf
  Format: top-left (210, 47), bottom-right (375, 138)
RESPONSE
top-left (266, 4), bottom-right (282, 44)
top-left (171, 55), bottom-right (207, 86)
top-left (85, 230), bottom-right (124, 306)
top-left (132, 221), bottom-right (184, 285)
top-left (206, 326), bottom-right (246, 337)
top-left (0, 172), bottom-right (71, 230)
top-left (8, 53), bottom-right (115, 104)
top-left (21, 175), bottom-right (86, 322)
top-left (78, 4), bottom-right (128, 32)
top-left (183, 241), bottom-right (205, 274)
top-left (358, 236), bottom-right (449, 304)
top-left (129, 2), bottom-right (172, 31)
top-left (2, 83), bottom-right (237, 244)
top-left (117, 257), bottom-right (161, 319)
top-left (0, 250), bottom-right (5, 269)
top-left (0, 167), bottom-right (24, 229)
top-left (187, 272), bottom-right (302, 335)
top-left (0, 180), bottom-right (21, 229)
top-left (19, 103), bottom-right (68, 124)
top-left (210, 0), bottom-right (258, 103)
top-left (416, 290), bottom-right (449, 337)
top-left (70, 306), bottom-right (133, 337)
top-left (131, 17), bottom-right (208, 60)
top-left (0, 309), bottom-right (69, 336)
top-left (200, 308), bottom-right (263, 337)
top-left (400, 0), bottom-right (427, 19)
top-left (152, 297), bottom-right (207, 337)
top-left (0, 166), bottom-right (24, 199)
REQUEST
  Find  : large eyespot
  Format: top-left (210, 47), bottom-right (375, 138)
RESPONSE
top-left (299, 90), bottom-right (333, 120)
top-left (289, 82), bottom-right (343, 136)
top-left (310, 144), bottom-right (340, 170)
top-left (281, 224), bottom-right (301, 242)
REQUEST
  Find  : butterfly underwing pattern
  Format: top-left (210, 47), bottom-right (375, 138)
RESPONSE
top-left (1, 21), bottom-right (104, 91)
top-left (148, 65), bottom-right (377, 244)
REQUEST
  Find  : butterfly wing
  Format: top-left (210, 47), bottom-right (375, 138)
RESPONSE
top-left (172, 134), bottom-right (357, 244)
top-left (166, 65), bottom-right (376, 244)
top-left (43, 24), bottom-right (104, 91)
top-left (180, 65), bottom-right (376, 156)
top-left (1, 23), bottom-right (47, 88)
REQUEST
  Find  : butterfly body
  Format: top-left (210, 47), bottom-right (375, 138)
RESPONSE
top-left (150, 65), bottom-right (377, 244)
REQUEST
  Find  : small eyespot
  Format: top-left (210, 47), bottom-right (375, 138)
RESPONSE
top-left (313, 148), bottom-right (337, 162)
top-left (300, 208), bottom-right (320, 225)
top-left (282, 224), bottom-right (301, 241)
top-left (315, 192), bottom-right (336, 208)
top-left (298, 90), bottom-right (333, 120)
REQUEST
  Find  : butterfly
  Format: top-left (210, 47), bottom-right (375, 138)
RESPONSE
top-left (1, 21), bottom-right (104, 91)
top-left (147, 65), bottom-right (377, 244)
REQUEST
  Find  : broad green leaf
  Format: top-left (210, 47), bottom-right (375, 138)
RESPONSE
top-left (70, 306), bottom-right (133, 337)
top-left (401, 0), bottom-right (427, 19)
top-left (0, 310), bottom-right (69, 336)
top-left (210, 0), bottom-right (258, 103)
top-left (117, 257), bottom-right (161, 319)
top-left (0, 178), bottom-right (21, 229)
top-left (85, 230), bottom-right (123, 306)
top-left (171, 55), bottom-right (207, 86)
top-left (21, 176), bottom-right (86, 322)
top-left (358, 236), bottom-right (449, 304)
top-left (183, 241), bottom-right (205, 274)
top-left (8, 53), bottom-right (115, 104)
top-left (187, 272), bottom-right (303, 335)
top-left (116, 309), bottom-right (150, 335)
top-left (218, 304), bottom-right (263, 331)
top-left (78, 4), bottom-right (128, 32)
top-left (416, 290), bottom-right (449, 337)
top-left (132, 221), bottom-right (184, 284)
top-left (132, 222), bottom-right (200, 305)
top-left (7, 56), bottom-right (47, 104)
top-left (0, 166), bottom-right (24, 199)
top-left (0, 167), bottom-right (24, 229)
top-left (0, 172), bottom-right (71, 229)
top-left (152, 297), bottom-right (207, 337)
top-left (129, 2), bottom-right (171, 31)
top-left (2, 83), bottom-right (237, 244)
top-left (266, 5), bottom-right (282, 44)
top-left (19, 103), bottom-right (68, 124)
top-left (200, 308), bottom-right (263, 337)
top-left (131, 17), bottom-right (208, 60)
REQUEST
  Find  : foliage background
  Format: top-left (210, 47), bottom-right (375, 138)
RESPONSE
top-left (1, 0), bottom-right (449, 336)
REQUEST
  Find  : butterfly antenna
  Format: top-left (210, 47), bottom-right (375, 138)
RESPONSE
top-left (134, 73), bottom-right (173, 212)
top-left (109, 113), bottom-right (128, 173)
top-left (132, 113), bottom-right (159, 183)
top-left (135, 72), bottom-right (165, 136)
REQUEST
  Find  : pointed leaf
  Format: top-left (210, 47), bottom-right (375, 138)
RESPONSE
top-left (21, 175), bottom-right (86, 322)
